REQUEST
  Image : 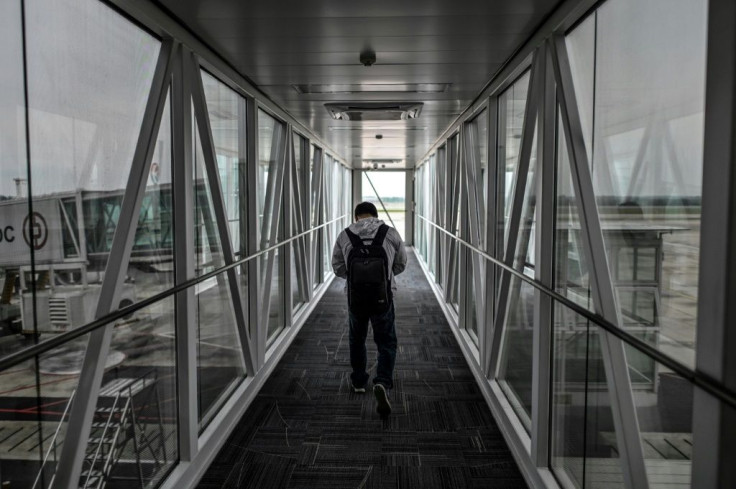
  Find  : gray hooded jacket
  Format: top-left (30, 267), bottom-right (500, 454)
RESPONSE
top-left (331, 217), bottom-right (407, 292)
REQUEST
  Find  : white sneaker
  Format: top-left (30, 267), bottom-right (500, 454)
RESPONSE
top-left (373, 384), bottom-right (391, 417)
top-left (351, 381), bottom-right (366, 393)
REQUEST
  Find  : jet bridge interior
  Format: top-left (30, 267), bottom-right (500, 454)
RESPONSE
top-left (0, 0), bottom-right (735, 488)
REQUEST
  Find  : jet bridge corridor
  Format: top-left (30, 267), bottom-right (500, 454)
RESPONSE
top-left (2, 0), bottom-right (736, 488)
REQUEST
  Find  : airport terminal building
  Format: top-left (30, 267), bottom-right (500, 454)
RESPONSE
top-left (0, 0), bottom-right (734, 488)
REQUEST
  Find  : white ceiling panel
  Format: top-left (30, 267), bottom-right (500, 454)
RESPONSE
top-left (158, 0), bottom-right (560, 167)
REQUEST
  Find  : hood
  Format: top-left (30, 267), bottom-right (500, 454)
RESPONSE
top-left (348, 217), bottom-right (385, 238)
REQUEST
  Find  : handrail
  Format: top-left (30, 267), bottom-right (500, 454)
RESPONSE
top-left (32, 389), bottom-right (76, 489)
top-left (0, 214), bottom-right (349, 373)
top-left (416, 214), bottom-right (736, 411)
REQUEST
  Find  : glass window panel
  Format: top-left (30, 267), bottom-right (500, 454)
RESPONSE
top-left (466, 110), bottom-right (488, 249)
top-left (464, 110), bottom-right (488, 343)
top-left (0, 0), bottom-right (30, 339)
top-left (555, 112), bottom-right (593, 309)
top-left (266, 246), bottom-right (283, 341)
top-left (120, 94), bottom-right (174, 304)
top-left (551, 304), bottom-right (625, 488)
top-left (200, 71), bottom-right (250, 327)
top-left (291, 134), bottom-right (308, 312)
top-left (497, 276), bottom-right (535, 429)
top-left (565, 0), bottom-right (707, 368)
top-left (193, 126), bottom-right (246, 428)
top-left (2, 299), bottom-right (179, 487)
top-left (310, 145), bottom-right (320, 229)
top-left (555, 322), bottom-right (696, 488)
top-left (201, 71), bottom-right (245, 255)
top-left (321, 154), bottom-right (332, 280)
top-left (497, 71), bottom-right (531, 253)
top-left (257, 110), bottom-right (285, 340)
top-left (450, 242), bottom-right (460, 311)
top-left (466, 253), bottom-right (479, 344)
top-left (257, 111), bottom-right (280, 251)
top-left (361, 172), bottom-right (406, 240)
top-left (24, 0), bottom-right (161, 335)
top-left (310, 145), bottom-right (322, 289)
top-left (617, 248), bottom-right (636, 282)
top-left (498, 113), bottom-right (539, 415)
top-left (622, 338), bottom-right (694, 486)
top-left (194, 119), bottom-right (225, 275)
top-left (195, 270), bottom-right (245, 428)
top-left (97, 297), bottom-right (178, 486)
top-left (0, 336), bottom-right (90, 487)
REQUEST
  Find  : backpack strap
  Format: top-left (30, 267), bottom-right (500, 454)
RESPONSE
top-left (371, 224), bottom-right (390, 247)
top-left (344, 227), bottom-right (365, 249)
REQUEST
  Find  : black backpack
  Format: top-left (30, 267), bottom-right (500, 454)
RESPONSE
top-left (345, 224), bottom-right (392, 316)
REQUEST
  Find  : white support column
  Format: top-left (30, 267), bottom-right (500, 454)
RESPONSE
top-left (190, 54), bottom-right (256, 375)
top-left (531, 43), bottom-right (555, 467)
top-left (171, 43), bottom-right (198, 462)
top-left (458, 125), bottom-right (468, 330)
top-left (435, 146), bottom-right (446, 285)
top-left (283, 125), bottom-right (294, 326)
top-left (550, 34), bottom-right (648, 489)
top-left (246, 100), bottom-right (261, 368)
top-left (483, 98), bottom-right (499, 378)
top-left (446, 135), bottom-right (462, 305)
top-left (311, 147), bottom-right (324, 287)
top-left (693, 0), bottom-right (736, 487)
top-left (54, 39), bottom-right (175, 489)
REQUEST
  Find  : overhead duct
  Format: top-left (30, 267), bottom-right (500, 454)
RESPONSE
top-left (325, 102), bottom-right (423, 121)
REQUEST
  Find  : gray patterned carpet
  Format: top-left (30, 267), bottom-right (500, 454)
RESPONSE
top-left (198, 249), bottom-right (528, 488)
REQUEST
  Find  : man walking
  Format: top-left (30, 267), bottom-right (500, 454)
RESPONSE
top-left (332, 202), bottom-right (407, 418)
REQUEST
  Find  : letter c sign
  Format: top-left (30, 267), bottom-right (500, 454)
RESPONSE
top-left (0, 226), bottom-right (14, 243)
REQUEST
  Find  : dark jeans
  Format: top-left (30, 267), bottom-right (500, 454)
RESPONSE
top-left (348, 302), bottom-right (397, 390)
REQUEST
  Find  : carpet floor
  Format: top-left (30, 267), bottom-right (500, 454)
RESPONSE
top-left (198, 249), bottom-right (528, 489)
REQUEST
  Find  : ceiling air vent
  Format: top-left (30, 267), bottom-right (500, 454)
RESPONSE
top-left (294, 83), bottom-right (449, 94)
top-left (325, 102), bottom-right (423, 121)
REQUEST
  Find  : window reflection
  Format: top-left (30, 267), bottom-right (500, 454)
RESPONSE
top-left (562, 0), bottom-right (706, 368)
top-left (552, 0), bottom-right (706, 486)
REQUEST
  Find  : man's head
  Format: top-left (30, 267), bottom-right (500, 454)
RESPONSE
top-left (354, 202), bottom-right (378, 221)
